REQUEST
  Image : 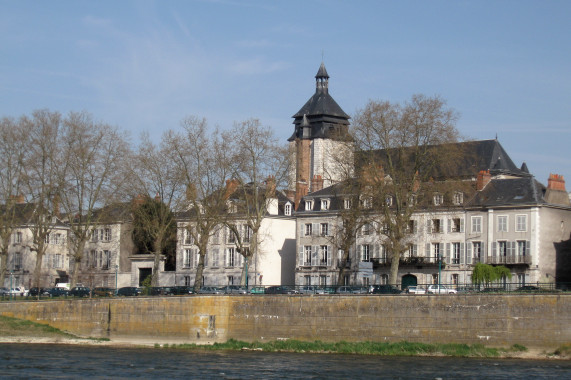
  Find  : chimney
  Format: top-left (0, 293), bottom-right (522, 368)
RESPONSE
top-left (476, 170), bottom-right (491, 190)
top-left (545, 174), bottom-right (570, 206)
top-left (295, 181), bottom-right (308, 210)
top-left (224, 179), bottom-right (239, 199)
top-left (311, 175), bottom-right (324, 192)
top-left (547, 174), bottom-right (566, 191)
top-left (154, 192), bottom-right (161, 202)
top-left (265, 175), bottom-right (276, 196)
top-left (133, 194), bottom-right (146, 207)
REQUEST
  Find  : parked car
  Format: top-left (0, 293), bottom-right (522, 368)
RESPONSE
top-left (336, 286), bottom-right (368, 294)
top-left (29, 287), bottom-right (51, 297)
top-left (0, 287), bottom-right (9, 296)
top-left (249, 286), bottom-right (266, 294)
top-left (117, 287), bottom-right (141, 297)
top-left (46, 287), bottom-right (70, 297)
top-left (10, 287), bottom-right (29, 297)
top-left (480, 287), bottom-right (504, 293)
top-left (427, 285), bottom-right (457, 294)
top-left (405, 286), bottom-right (426, 295)
top-left (93, 287), bottom-right (115, 297)
top-left (222, 285), bottom-right (248, 294)
top-left (265, 286), bottom-right (298, 294)
top-left (69, 286), bottom-right (91, 297)
top-left (199, 286), bottom-right (225, 294)
top-left (171, 286), bottom-right (195, 295)
top-left (369, 285), bottom-right (402, 294)
top-left (515, 285), bottom-right (548, 293)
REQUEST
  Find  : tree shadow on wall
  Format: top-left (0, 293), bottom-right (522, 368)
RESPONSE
top-left (555, 233), bottom-right (571, 289)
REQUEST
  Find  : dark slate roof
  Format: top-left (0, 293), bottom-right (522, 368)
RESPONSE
top-left (288, 63), bottom-right (350, 142)
top-left (466, 177), bottom-right (545, 208)
top-left (358, 139), bottom-right (529, 180)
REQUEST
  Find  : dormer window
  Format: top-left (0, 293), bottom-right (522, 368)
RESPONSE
top-left (344, 198), bottom-right (352, 209)
top-left (284, 203), bottom-right (292, 216)
top-left (321, 199), bottom-right (330, 211)
top-left (228, 201), bottom-right (237, 213)
top-left (433, 194), bottom-right (444, 206)
top-left (360, 196), bottom-right (372, 209)
top-left (305, 200), bottom-right (313, 211)
top-left (453, 192), bottom-right (463, 205)
top-left (385, 196), bottom-right (393, 206)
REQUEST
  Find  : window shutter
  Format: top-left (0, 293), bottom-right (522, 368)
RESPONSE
top-left (460, 218), bottom-right (465, 233)
top-left (426, 219), bottom-right (432, 234)
top-left (300, 223), bottom-right (304, 237)
top-left (374, 244), bottom-right (379, 258)
top-left (413, 221), bottom-right (418, 234)
top-left (425, 243), bottom-right (431, 257)
top-left (311, 246), bottom-right (318, 266)
top-left (467, 243), bottom-right (472, 265)
top-left (298, 246), bottom-right (304, 266)
top-left (327, 246), bottom-right (332, 266)
top-left (312, 223), bottom-right (319, 236)
top-left (446, 243), bottom-right (450, 263)
top-left (526, 240), bottom-right (531, 257)
top-left (213, 248), bottom-right (218, 267)
top-left (225, 249), bottom-right (229, 266)
top-left (447, 219), bottom-right (451, 233)
top-left (492, 242), bottom-right (497, 261)
top-left (460, 243), bottom-right (465, 265)
top-left (439, 219), bottom-right (444, 233)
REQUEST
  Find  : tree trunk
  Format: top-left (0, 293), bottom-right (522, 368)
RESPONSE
top-left (0, 251), bottom-right (7, 288)
top-left (151, 238), bottom-right (162, 287)
top-left (69, 239), bottom-right (86, 288)
top-left (389, 250), bottom-right (400, 286)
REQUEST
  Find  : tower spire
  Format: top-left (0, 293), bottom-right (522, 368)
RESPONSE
top-left (315, 62), bottom-right (329, 93)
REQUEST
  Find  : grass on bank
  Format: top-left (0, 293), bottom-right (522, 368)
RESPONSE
top-left (0, 315), bottom-right (76, 338)
top-left (155, 338), bottom-right (532, 358)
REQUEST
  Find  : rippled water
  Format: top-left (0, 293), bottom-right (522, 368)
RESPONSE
top-left (1, 344), bottom-right (570, 379)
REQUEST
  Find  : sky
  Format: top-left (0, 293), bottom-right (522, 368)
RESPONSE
top-left (1, 0), bottom-right (570, 188)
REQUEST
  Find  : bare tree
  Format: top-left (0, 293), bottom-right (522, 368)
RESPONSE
top-left (167, 117), bottom-right (231, 292)
top-left (128, 132), bottom-right (184, 286)
top-left (352, 95), bottom-right (460, 285)
top-left (57, 111), bottom-right (130, 287)
top-left (0, 116), bottom-right (28, 286)
top-left (20, 110), bottom-right (63, 290)
top-left (224, 119), bottom-right (290, 285)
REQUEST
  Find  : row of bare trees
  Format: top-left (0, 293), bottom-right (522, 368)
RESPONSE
top-left (0, 93), bottom-right (461, 290)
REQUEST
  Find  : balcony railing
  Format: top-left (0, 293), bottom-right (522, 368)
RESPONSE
top-left (485, 255), bottom-right (532, 265)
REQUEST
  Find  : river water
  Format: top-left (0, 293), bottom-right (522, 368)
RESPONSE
top-left (1, 344), bottom-right (570, 379)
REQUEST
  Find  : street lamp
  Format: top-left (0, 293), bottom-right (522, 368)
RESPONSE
top-left (437, 254), bottom-right (445, 289)
top-left (9, 270), bottom-right (13, 301)
top-left (245, 257), bottom-right (249, 289)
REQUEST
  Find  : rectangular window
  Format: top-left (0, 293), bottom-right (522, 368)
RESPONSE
top-left (360, 244), bottom-right (370, 262)
top-left (360, 196), bottom-right (372, 209)
top-left (452, 274), bottom-right (459, 285)
top-left (431, 219), bottom-right (442, 233)
top-left (473, 242), bottom-right (482, 261)
top-left (14, 252), bottom-right (22, 270)
top-left (516, 215), bottom-right (527, 232)
top-left (432, 243), bottom-right (441, 257)
top-left (471, 216), bottom-right (482, 233)
top-left (304, 275), bottom-right (311, 286)
top-left (183, 249), bottom-right (192, 268)
top-left (103, 250), bottom-right (110, 269)
top-left (285, 203), bottom-right (292, 216)
top-left (379, 245), bottom-right (387, 263)
top-left (406, 220), bottom-right (416, 234)
top-left (104, 228), bottom-right (111, 242)
top-left (450, 218), bottom-right (461, 233)
top-left (13, 232), bottom-right (22, 244)
top-left (432, 274), bottom-right (438, 284)
top-left (319, 275), bottom-right (327, 286)
top-left (226, 248), bottom-right (235, 267)
top-left (184, 276), bottom-right (191, 286)
top-left (498, 241), bottom-right (507, 257)
top-left (243, 224), bottom-right (252, 243)
top-left (303, 246), bottom-right (312, 266)
top-left (452, 243), bottom-right (460, 264)
top-left (362, 223), bottom-right (371, 236)
top-left (319, 245), bottom-right (329, 265)
top-left (433, 194), bottom-right (443, 206)
top-left (321, 199), bottom-right (330, 210)
top-left (320, 223), bottom-right (329, 236)
top-left (498, 216), bottom-right (508, 232)
top-left (381, 274), bottom-right (389, 285)
top-left (45, 233), bottom-right (50, 244)
top-left (344, 198), bottom-right (352, 209)
top-left (304, 223), bottom-right (312, 236)
top-left (227, 226), bottom-right (236, 243)
top-left (517, 241), bottom-right (527, 256)
top-left (305, 200), bottom-right (313, 211)
top-left (53, 254), bottom-right (62, 269)
top-left (453, 192), bottom-right (463, 205)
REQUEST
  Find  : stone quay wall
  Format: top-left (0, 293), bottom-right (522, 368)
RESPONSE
top-left (1, 294), bottom-right (569, 349)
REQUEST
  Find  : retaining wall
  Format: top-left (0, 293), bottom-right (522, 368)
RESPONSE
top-left (1, 294), bottom-right (570, 349)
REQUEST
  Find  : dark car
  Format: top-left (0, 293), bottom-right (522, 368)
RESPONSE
top-left (46, 287), bottom-right (70, 297)
top-left (369, 285), bottom-right (402, 294)
top-left (117, 287), bottom-right (142, 297)
top-left (171, 286), bottom-right (195, 295)
top-left (265, 286), bottom-right (298, 294)
top-left (199, 286), bottom-right (225, 294)
top-left (93, 287), bottom-right (115, 297)
top-left (29, 287), bottom-right (51, 297)
top-left (69, 286), bottom-right (91, 297)
top-left (515, 285), bottom-right (548, 293)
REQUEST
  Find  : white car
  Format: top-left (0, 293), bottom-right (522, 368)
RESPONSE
top-left (427, 285), bottom-right (457, 294)
top-left (10, 287), bottom-right (29, 296)
top-left (405, 286), bottom-right (426, 295)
